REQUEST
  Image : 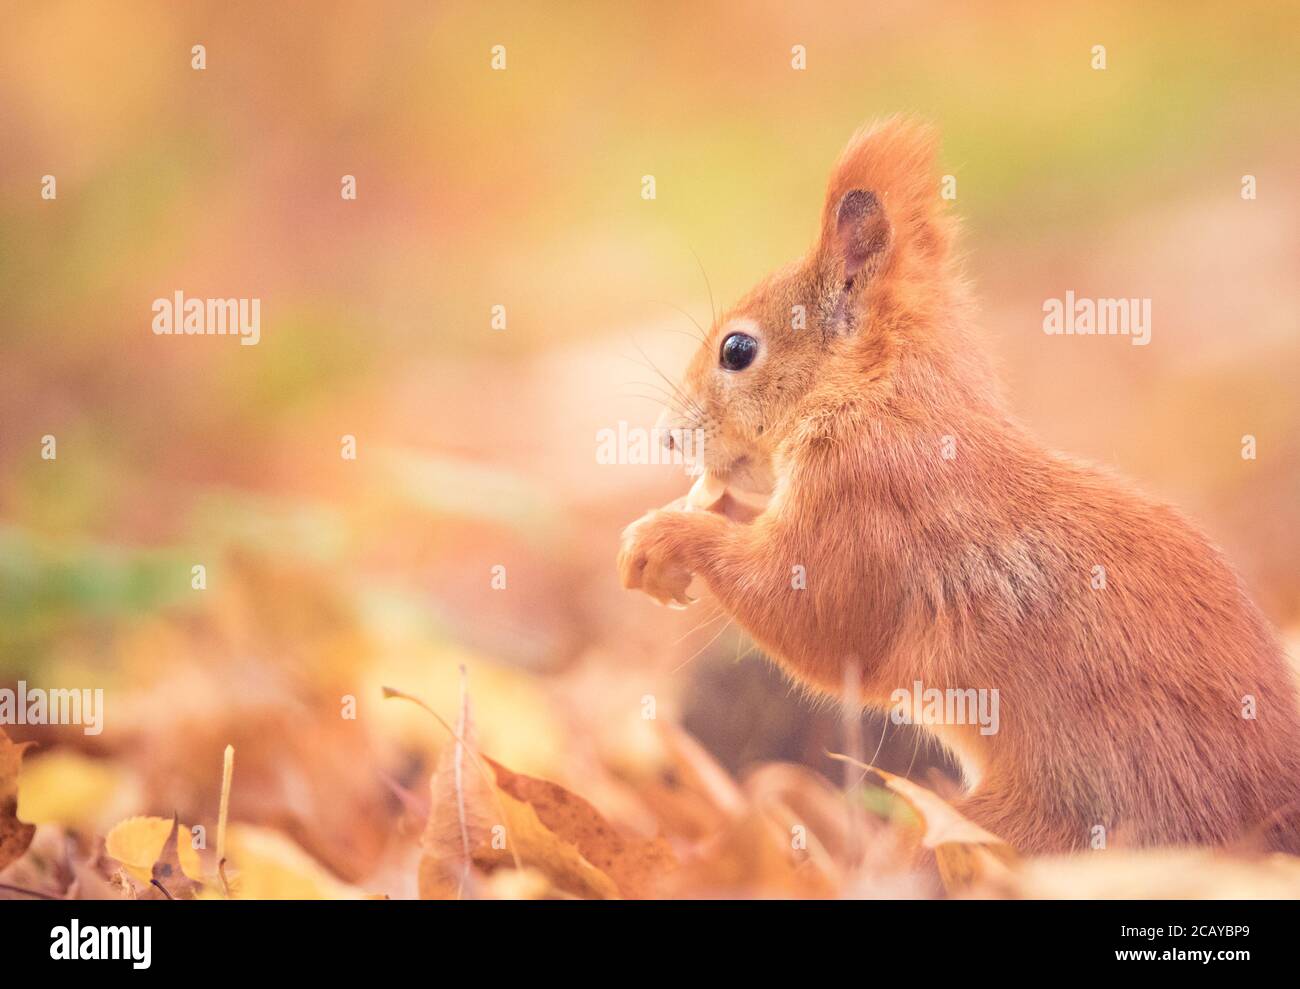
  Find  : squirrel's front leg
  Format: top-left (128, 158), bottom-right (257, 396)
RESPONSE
top-left (619, 494), bottom-right (888, 690)
top-left (618, 506), bottom-right (786, 625)
top-left (617, 507), bottom-right (736, 607)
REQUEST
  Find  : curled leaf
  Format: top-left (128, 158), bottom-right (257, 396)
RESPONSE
top-left (827, 753), bottom-right (1017, 892)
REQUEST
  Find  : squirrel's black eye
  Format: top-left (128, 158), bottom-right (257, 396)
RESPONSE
top-left (719, 332), bottom-right (758, 371)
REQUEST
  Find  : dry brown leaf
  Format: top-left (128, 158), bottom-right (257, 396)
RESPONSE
top-left (419, 736), bottom-right (620, 900)
top-left (487, 757), bottom-right (676, 898)
top-left (397, 677), bottom-right (675, 900)
top-left (0, 728), bottom-right (36, 872)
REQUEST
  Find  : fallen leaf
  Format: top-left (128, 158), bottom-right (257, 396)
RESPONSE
top-left (103, 815), bottom-right (204, 892)
top-left (866, 764), bottom-right (1016, 891)
top-left (0, 728), bottom-right (37, 871)
top-left (419, 737), bottom-right (620, 900)
top-left (405, 681), bottom-right (674, 899)
top-left (222, 824), bottom-right (367, 900)
top-left (488, 757), bottom-right (676, 898)
top-left (17, 750), bottom-right (141, 833)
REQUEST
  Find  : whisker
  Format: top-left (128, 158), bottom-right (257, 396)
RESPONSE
top-left (688, 246), bottom-right (718, 327)
top-left (621, 378), bottom-right (680, 402)
top-left (868, 717), bottom-right (889, 772)
top-left (846, 716), bottom-right (891, 789)
top-left (672, 616), bottom-right (733, 673)
top-left (623, 391), bottom-right (686, 411)
top-left (659, 325), bottom-right (710, 346)
top-left (618, 376), bottom-right (694, 421)
top-left (672, 604), bottom-right (728, 646)
top-left (903, 728), bottom-right (923, 779)
top-left (617, 327), bottom-right (709, 423)
top-left (626, 340), bottom-right (707, 422)
top-left (646, 299), bottom-right (710, 345)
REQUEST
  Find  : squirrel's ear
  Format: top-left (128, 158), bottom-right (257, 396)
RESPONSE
top-left (832, 189), bottom-right (892, 286)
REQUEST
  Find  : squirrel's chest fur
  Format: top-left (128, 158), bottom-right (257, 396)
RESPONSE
top-left (770, 424), bottom-right (1300, 853)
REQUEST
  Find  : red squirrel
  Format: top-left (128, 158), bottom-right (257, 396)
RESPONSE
top-left (617, 117), bottom-right (1300, 855)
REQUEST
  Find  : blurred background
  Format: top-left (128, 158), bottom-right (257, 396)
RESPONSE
top-left (0, 0), bottom-right (1297, 896)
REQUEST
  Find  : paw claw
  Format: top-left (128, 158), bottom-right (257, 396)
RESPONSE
top-left (617, 509), bottom-right (696, 604)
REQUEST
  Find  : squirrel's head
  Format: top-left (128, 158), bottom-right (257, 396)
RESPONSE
top-left (665, 116), bottom-right (957, 490)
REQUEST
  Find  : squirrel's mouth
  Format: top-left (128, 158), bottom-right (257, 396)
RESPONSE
top-left (719, 455), bottom-right (774, 496)
top-left (688, 455), bottom-right (775, 523)
top-left (710, 455), bottom-right (745, 484)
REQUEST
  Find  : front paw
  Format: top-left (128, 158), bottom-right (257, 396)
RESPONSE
top-left (618, 510), bottom-right (695, 607)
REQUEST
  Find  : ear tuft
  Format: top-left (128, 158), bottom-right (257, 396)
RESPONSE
top-left (818, 115), bottom-right (952, 275)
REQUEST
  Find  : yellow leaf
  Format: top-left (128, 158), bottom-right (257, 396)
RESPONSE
top-left (223, 824), bottom-right (366, 900)
top-left (17, 750), bottom-right (137, 832)
top-left (104, 816), bottom-right (205, 883)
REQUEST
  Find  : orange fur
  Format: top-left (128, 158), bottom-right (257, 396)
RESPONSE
top-left (619, 117), bottom-right (1300, 854)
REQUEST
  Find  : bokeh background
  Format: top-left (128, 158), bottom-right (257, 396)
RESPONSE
top-left (1, 0), bottom-right (1297, 897)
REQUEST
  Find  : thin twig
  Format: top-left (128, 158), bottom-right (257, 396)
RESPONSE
top-left (216, 744), bottom-right (234, 869)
